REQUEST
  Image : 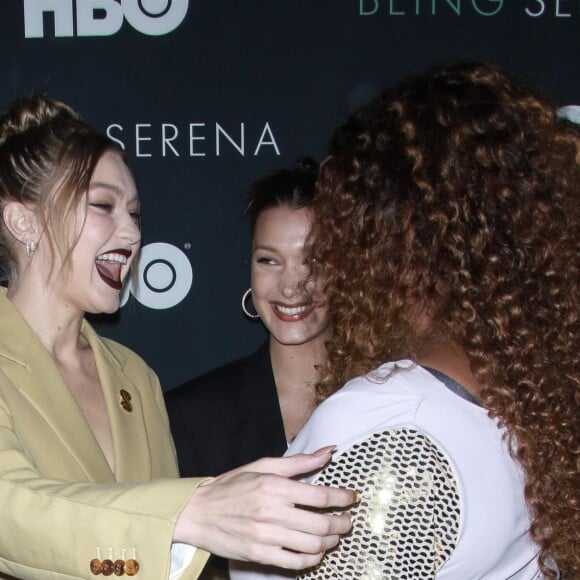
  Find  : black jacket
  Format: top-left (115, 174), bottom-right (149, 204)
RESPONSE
top-left (165, 342), bottom-right (287, 477)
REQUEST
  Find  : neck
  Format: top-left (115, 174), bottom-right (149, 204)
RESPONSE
top-left (269, 333), bottom-right (328, 394)
top-left (416, 338), bottom-right (482, 399)
top-left (8, 277), bottom-right (85, 360)
top-left (269, 332), bottom-right (329, 444)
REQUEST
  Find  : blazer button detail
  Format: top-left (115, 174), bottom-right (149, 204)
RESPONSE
top-left (125, 558), bottom-right (140, 576)
top-left (90, 558), bottom-right (102, 575)
top-left (101, 559), bottom-right (114, 576)
top-left (119, 389), bottom-right (133, 412)
top-left (114, 559), bottom-right (125, 576)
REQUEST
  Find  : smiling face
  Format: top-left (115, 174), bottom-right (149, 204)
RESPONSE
top-left (250, 205), bottom-right (329, 346)
top-left (53, 151), bottom-right (141, 314)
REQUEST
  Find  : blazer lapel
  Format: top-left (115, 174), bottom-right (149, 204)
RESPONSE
top-left (0, 295), bottom-right (114, 482)
top-left (238, 341), bottom-right (287, 456)
top-left (84, 323), bottom-right (152, 483)
top-left (0, 291), bottom-right (151, 483)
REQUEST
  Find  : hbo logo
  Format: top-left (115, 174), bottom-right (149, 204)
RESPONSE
top-left (121, 242), bottom-right (193, 310)
top-left (24, 0), bottom-right (189, 38)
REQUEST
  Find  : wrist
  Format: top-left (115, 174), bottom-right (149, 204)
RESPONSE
top-left (173, 478), bottom-right (214, 545)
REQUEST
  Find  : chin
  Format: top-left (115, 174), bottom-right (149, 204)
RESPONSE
top-left (272, 333), bottom-right (318, 346)
top-left (85, 300), bottom-right (121, 315)
top-left (270, 323), bottom-right (330, 347)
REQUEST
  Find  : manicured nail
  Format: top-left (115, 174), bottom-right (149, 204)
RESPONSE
top-left (313, 445), bottom-right (337, 456)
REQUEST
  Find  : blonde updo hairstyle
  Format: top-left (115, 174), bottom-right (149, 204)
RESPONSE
top-left (0, 95), bottom-right (129, 286)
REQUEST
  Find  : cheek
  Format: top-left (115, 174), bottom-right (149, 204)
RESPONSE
top-left (306, 276), bottom-right (327, 305)
top-left (315, 304), bottom-right (330, 329)
top-left (251, 269), bottom-right (274, 299)
top-left (76, 218), bottom-right (104, 247)
top-left (251, 272), bottom-right (279, 320)
top-left (311, 276), bottom-right (325, 294)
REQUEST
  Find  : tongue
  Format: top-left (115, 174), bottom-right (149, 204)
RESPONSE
top-left (96, 260), bottom-right (122, 282)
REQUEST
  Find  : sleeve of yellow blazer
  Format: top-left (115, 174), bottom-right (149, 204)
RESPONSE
top-left (0, 372), bottom-right (210, 580)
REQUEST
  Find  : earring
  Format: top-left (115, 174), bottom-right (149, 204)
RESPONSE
top-left (25, 239), bottom-right (36, 258)
top-left (241, 288), bottom-right (260, 319)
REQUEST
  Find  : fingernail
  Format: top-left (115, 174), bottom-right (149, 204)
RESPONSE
top-left (313, 445), bottom-right (337, 456)
top-left (351, 489), bottom-right (361, 504)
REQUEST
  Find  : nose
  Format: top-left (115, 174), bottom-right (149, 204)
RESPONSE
top-left (279, 266), bottom-right (308, 299)
top-left (118, 212), bottom-right (141, 247)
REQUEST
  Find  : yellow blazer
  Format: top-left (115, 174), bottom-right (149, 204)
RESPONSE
top-left (0, 290), bottom-right (209, 579)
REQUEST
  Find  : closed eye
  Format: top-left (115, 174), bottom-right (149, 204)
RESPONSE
top-left (90, 203), bottom-right (113, 211)
top-left (256, 257), bottom-right (278, 265)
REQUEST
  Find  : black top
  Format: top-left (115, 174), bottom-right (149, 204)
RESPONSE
top-left (165, 341), bottom-right (287, 477)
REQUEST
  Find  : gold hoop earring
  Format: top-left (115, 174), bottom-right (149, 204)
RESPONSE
top-left (25, 239), bottom-right (36, 258)
top-left (241, 288), bottom-right (260, 319)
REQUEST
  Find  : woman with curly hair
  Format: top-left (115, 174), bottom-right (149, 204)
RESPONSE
top-left (231, 63), bottom-right (579, 579)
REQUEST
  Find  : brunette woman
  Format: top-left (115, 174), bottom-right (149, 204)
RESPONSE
top-left (167, 160), bottom-right (329, 477)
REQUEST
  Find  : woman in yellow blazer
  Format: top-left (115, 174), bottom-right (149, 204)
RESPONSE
top-left (0, 96), bottom-right (353, 580)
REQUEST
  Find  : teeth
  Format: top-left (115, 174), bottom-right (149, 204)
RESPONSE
top-left (276, 304), bottom-right (310, 316)
top-left (96, 253), bottom-right (128, 265)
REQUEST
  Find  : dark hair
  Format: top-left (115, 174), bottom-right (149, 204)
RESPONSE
top-left (245, 157), bottom-right (318, 235)
top-left (313, 62), bottom-right (579, 577)
top-left (0, 94), bottom-right (132, 285)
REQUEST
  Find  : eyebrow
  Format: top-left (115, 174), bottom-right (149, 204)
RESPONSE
top-left (253, 244), bottom-right (279, 252)
top-left (89, 181), bottom-right (139, 203)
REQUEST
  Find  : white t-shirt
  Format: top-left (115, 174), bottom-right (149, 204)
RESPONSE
top-left (231, 360), bottom-right (541, 579)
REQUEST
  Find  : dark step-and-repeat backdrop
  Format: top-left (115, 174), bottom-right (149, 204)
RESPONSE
top-left (2, 1), bottom-right (579, 390)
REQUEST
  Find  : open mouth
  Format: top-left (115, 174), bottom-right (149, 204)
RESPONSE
top-left (272, 302), bottom-right (314, 321)
top-left (95, 249), bottom-right (131, 290)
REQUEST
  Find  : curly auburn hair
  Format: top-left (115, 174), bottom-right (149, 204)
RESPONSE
top-left (312, 63), bottom-right (579, 577)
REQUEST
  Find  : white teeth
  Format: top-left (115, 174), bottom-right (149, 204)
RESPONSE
top-left (276, 304), bottom-right (310, 316)
top-left (96, 253), bottom-right (128, 264)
